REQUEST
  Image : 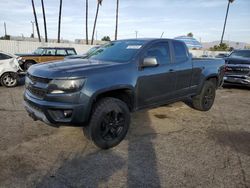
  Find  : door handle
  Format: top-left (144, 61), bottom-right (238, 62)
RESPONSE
top-left (169, 69), bottom-right (174, 72)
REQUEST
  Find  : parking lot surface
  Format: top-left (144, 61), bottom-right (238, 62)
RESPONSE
top-left (0, 85), bottom-right (249, 187)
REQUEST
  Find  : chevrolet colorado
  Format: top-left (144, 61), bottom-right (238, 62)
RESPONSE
top-left (224, 50), bottom-right (250, 87)
top-left (24, 39), bottom-right (225, 149)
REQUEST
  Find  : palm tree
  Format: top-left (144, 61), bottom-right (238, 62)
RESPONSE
top-left (114, 0), bottom-right (119, 40)
top-left (85, 0), bottom-right (89, 44)
top-left (91, 0), bottom-right (103, 45)
top-left (31, 0), bottom-right (41, 42)
top-left (41, 0), bottom-right (48, 42)
top-left (220, 0), bottom-right (235, 44)
top-left (58, 0), bottom-right (63, 43)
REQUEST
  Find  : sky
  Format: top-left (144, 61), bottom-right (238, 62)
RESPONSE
top-left (0, 0), bottom-right (250, 43)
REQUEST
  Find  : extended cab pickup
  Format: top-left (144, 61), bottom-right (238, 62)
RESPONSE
top-left (24, 39), bottom-right (225, 149)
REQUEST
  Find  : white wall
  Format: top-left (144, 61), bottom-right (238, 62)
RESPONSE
top-left (189, 49), bottom-right (229, 57)
top-left (0, 40), bottom-right (229, 58)
top-left (0, 40), bottom-right (94, 55)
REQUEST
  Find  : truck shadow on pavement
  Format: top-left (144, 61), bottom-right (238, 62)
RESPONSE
top-left (207, 128), bottom-right (250, 156)
top-left (37, 110), bottom-right (161, 187)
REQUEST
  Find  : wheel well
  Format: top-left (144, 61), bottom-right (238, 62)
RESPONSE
top-left (94, 89), bottom-right (135, 111)
top-left (25, 59), bottom-right (36, 64)
top-left (206, 76), bottom-right (218, 87)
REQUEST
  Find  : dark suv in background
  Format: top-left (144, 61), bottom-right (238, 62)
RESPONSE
top-left (224, 50), bottom-right (250, 87)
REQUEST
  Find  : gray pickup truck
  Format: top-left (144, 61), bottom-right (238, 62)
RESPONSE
top-left (24, 39), bottom-right (225, 149)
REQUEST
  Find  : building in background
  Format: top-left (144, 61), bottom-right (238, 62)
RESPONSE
top-left (174, 36), bottom-right (202, 49)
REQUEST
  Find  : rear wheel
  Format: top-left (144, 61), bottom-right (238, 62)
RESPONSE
top-left (192, 80), bottom-right (216, 111)
top-left (0, 72), bottom-right (18, 87)
top-left (83, 97), bottom-right (130, 149)
top-left (24, 61), bottom-right (35, 71)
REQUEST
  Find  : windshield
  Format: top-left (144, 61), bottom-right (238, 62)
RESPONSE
top-left (230, 51), bottom-right (250, 58)
top-left (89, 40), bottom-right (145, 63)
top-left (86, 47), bottom-right (99, 55)
top-left (33, 48), bottom-right (44, 55)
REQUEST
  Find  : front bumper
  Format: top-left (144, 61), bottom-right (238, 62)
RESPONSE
top-left (223, 75), bottom-right (250, 86)
top-left (23, 91), bottom-right (89, 127)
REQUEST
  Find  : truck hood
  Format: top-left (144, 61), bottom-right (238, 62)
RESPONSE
top-left (28, 59), bottom-right (124, 79)
top-left (226, 57), bottom-right (250, 65)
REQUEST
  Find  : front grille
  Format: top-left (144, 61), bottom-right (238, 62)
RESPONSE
top-left (27, 73), bottom-right (51, 83)
top-left (225, 67), bottom-right (250, 76)
top-left (27, 86), bottom-right (47, 98)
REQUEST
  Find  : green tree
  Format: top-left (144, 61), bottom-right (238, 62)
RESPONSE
top-left (101, 36), bottom-right (111, 41)
top-left (210, 43), bottom-right (230, 51)
top-left (187, 32), bottom-right (193, 37)
top-left (91, 0), bottom-right (103, 45)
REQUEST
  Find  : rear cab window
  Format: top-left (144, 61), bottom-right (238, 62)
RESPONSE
top-left (172, 41), bottom-right (189, 63)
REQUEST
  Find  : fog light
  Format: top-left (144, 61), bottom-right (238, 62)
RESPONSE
top-left (63, 110), bottom-right (73, 118)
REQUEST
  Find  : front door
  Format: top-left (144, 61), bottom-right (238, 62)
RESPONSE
top-left (136, 42), bottom-right (177, 108)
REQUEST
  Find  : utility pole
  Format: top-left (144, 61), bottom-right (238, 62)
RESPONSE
top-left (220, 0), bottom-right (235, 44)
top-left (41, 0), bottom-right (48, 42)
top-left (4, 22), bottom-right (7, 36)
top-left (114, 0), bottom-right (119, 40)
top-left (85, 0), bottom-right (89, 44)
top-left (31, 0), bottom-right (41, 42)
top-left (135, 31), bottom-right (138, 39)
top-left (31, 21), bottom-right (35, 38)
top-left (160, 32), bottom-right (164, 38)
top-left (96, 31), bottom-right (98, 43)
top-left (57, 0), bottom-right (62, 43)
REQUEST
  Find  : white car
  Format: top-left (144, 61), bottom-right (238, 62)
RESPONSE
top-left (0, 51), bottom-right (23, 87)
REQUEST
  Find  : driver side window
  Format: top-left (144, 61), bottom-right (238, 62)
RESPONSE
top-left (144, 42), bottom-right (170, 65)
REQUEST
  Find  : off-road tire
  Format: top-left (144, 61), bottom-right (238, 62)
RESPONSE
top-left (192, 80), bottom-right (216, 111)
top-left (83, 97), bottom-right (130, 149)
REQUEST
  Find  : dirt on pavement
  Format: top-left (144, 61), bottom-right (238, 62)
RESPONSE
top-left (0, 85), bottom-right (249, 187)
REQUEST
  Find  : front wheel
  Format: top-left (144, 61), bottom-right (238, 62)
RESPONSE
top-left (0, 72), bottom-right (18, 87)
top-left (24, 61), bottom-right (34, 71)
top-left (83, 97), bottom-right (130, 149)
top-left (192, 80), bottom-right (216, 111)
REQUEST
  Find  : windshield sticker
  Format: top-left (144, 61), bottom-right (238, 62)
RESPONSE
top-left (126, 45), bottom-right (142, 49)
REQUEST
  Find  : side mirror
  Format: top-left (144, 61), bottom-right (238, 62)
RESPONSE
top-left (142, 57), bottom-right (158, 68)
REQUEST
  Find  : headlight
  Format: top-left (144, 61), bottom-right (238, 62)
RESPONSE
top-left (48, 79), bottom-right (85, 94)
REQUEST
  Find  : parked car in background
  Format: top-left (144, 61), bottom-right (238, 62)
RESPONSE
top-left (224, 50), bottom-right (250, 87)
top-left (215, 53), bottom-right (229, 58)
top-left (0, 51), bottom-right (23, 87)
top-left (65, 46), bottom-right (100, 60)
top-left (16, 47), bottom-right (77, 70)
top-left (24, 39), bottom-right (225, 149)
